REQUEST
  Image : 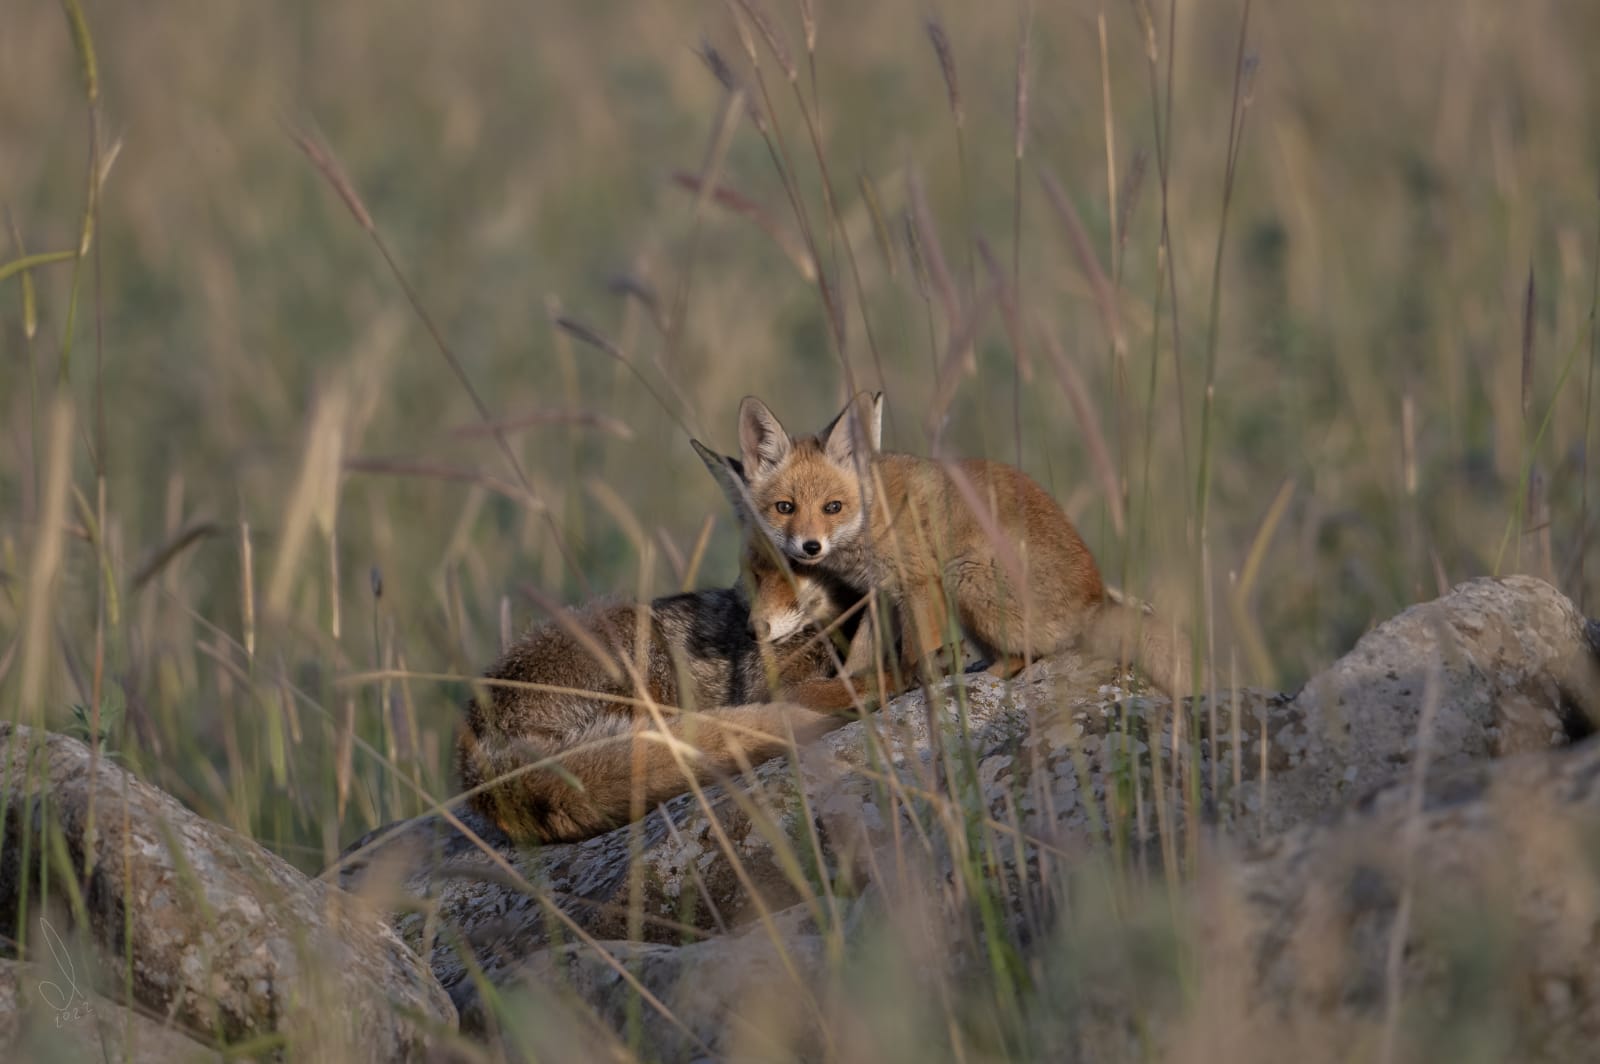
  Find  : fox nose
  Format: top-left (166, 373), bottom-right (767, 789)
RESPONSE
top-left (750, 617), bottom-right (771, 641)
top-left (802, 540), bottom-right (822, 556)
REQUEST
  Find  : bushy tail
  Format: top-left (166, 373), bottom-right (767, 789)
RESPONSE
top-left (1083, 590), bottom-right (1199, 699)
top-left (455, 699), bottom-right (848, 844)
top-left (454, 724), bottom-right (563, 842)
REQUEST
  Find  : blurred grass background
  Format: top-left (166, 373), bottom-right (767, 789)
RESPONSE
top-left (2, 0), bottom-right (1597, 868)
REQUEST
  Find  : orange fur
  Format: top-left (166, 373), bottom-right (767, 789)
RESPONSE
top-left (733, 393), bottom-right (1194, 696)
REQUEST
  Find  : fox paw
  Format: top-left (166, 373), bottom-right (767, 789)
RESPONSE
top-left (912, 643), bottom-right (962, 678)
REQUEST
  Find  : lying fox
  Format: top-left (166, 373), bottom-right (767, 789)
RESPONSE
top-left (457, 448), bottom-right (880, 843)
top-left (731, 391), bottom-right (1194, 697)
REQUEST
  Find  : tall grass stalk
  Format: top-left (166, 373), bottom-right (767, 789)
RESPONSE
top-left (664, 87), bottom-right (746, 377)
top-left (721, 3), bottom-right (850, 377)
top-left (1, 254), bottom-right (36, 552)
top-left (1492, 328), bottom-right (1590, 575)
top-left (553, 315), bottom-right (693, 438)
top-left (925, 16), bottom-right (976, 305)
top-left (1011, 3), bottom-right (1032, 467)
top-left (1581, 194), bottom-right (1599, 610)
top-left (1093, 9), bottom-right (1138, 589)
top-left (669, 172), bottom-right (816, 284)
top-left (1515, 267), bottom-right (1536, 572)
top-left (779, 45), bottom-right (890, 403)
top-left (18, 400), bottom-right (73, 728)
top-left (1192, 2), bottom-right (1256, 704)
top-left (1130, 0), bottom-right (1185, 711)
top-left (0, 247), bottom-right (77, 288)
top-left (12, 400), bottom-right (74, 968)
top-left (1132, 0), bottom-right (1190, 503)
top-left (1098, 11), bottom-right (1119, 283)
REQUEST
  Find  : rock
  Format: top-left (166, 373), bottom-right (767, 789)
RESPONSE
top-left (459, 902), bottom-right (833, 1061)
top-left (338, 576), bottom-right (1598, 1056)
top-left (1231, 574), bottom-right (1599, 837)
top-left (1171, 734), bottom-right (1600, 1063)
top-left (339, 651), bottom-right (1159, 1023)
top-left (0, 723), bottom-right (456, 1061)
top-left (0, 957), bottom-right (219, 1062)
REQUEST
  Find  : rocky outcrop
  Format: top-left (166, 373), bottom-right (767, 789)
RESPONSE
top-left (1171, 733), bottom-right (1600, 1063)
top-left (0, 575), bottom-right (1584, 1060)
top-left (339, 576), bottom-right (1598, 1056)
top-left (4, 566), bottom-right (1588, 1061)
top-left (1232, 574), bottom-right (1600, 837)
top-left (0, 723), bottom-right (456, 1061)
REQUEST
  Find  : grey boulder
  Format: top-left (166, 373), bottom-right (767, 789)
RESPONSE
top-left (0, 723), bottom-right (456, 1060)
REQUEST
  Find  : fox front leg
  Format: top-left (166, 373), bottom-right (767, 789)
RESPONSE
top-left (895, 580), bottom-right (960, 681)
top-left (840, 589), bottom-right (897, 677)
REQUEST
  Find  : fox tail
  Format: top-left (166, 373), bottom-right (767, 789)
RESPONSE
top-left (1083, 590), bottom-right (1199, 699)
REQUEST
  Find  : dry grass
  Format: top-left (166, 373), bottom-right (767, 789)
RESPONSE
top-left (2, 0), bottom-right (1599, 1059)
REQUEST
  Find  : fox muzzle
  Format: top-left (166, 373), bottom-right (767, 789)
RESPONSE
top-left (785, 537), bottom-right (827, 563)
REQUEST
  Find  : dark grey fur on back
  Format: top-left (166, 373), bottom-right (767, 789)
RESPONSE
top-left (649, 587), bottom-right (774, 709)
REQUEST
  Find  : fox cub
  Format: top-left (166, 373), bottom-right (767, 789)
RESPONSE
top-left (457, 447), bottom-right (875, 843)
top-left (730, 391), bottom-right (1193, 696)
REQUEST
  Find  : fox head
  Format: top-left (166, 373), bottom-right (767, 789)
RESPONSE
top-left (739, 539), bottom-right (849, 643)
top-left (691, 437), bottom-right (850, 643)
top-left (734, 392), bottom-right (883, 566)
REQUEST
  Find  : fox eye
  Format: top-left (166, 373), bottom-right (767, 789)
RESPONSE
top-left (775, 500), bottom-right (795, 515)
top-left (822, 500), bottom-right (843, 515)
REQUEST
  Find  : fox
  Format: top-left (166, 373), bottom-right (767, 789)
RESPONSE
top-left (456, 447), bottom-right (883, 844)
top-left (728, 391), bottom-right (1194, 697)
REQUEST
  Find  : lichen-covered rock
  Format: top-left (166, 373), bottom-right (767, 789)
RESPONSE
top-left (0, 957), bottom-right (219, 1062)
top-left (0, 724), bottom-right (456, 1060)
top-left (340, 576), bottom-right (1597, 1054)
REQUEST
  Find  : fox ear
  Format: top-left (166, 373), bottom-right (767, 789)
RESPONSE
top-left (738, 396), bottom-right (791, 478)
top-left (691, 438), bottom-right (754, 522)
top-left (822, 390), bottom-right (882, 467)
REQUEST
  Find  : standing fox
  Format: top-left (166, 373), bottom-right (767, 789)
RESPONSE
top-left (457, 448), bottom-right (880, 843)
top-left (730, 391), bottom-right (1194, 697)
